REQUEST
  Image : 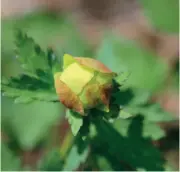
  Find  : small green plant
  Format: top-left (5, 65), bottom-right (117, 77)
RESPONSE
top-left (1, 29), bottom-right (176, 171)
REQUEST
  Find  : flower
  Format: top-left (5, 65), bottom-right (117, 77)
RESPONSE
top-left (54, 54), bottom-right (117, 115)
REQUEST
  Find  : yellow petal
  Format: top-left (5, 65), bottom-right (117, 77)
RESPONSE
top-left (60, 63), bottom-right (94, 94)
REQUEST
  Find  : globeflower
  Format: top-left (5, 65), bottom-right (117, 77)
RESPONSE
top-left (54, 54), bottom-right (117, 115)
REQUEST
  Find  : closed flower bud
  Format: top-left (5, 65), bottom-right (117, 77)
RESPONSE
top-left (54, 54), bottom-right (117, 115)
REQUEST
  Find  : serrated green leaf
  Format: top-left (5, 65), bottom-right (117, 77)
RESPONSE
top-left (1, 97), bottom-right (64, 150)
top-left (143, 120), bottom-right (165, 140)
top-left (93, 141), bottom-right (125, 170)
top-left (2, 85), bottom-right (58, 102)
top-left (140, 0), bottom-right (179, 33)
top-left (2, 12), bottom-right (92, 64)
top-left (93, 115), bottom-right (165, 171)
top-left (13, 30), bottom-right (61, 86)
top-left (1, 73), bottom-right (57, 102)
top-left (114, 88), bottom-right (151, 108)
top-left (47, 48), bottom-right (63, 74)
top-left (63, 145), bottom-right (89, 170)
top-left (118, 103), bottom-right (175, 122)
top-left (115, 71), bottom-right (130, 85)
top-left (66, 110), bottom-right (83, 136)
top-left (119, 106), bottom-right (140, 116)
top-left (114, 117), bottom-right (165, 140)
top-left (15, 30), bottom-right (50, 73)
top-left (1, 143), bottom-right (21, 171)
top-left (140, 104), bottom-right (176, 122)
top-left (2, 72), bottom-right (53, 90)
top-left (123, 104), bottom-right (175, 122)
top-left (118, 109), bottom-right (133, 119)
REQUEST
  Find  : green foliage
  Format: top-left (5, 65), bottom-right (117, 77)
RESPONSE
top-left (63, 144), bottom-right (89, 170)
top-left (140, 0), bottom-right (179, 33)
top-left (1, 30), bottom-right (60, 104)
top-left (1, 11), bottom-right (178, 171)
top-left (92, 115), bottom-right (165, 171)
top-left (66, 110), bottom-right (83, 136)
top-left (1, 29), bottom-right (65, 150)
top-left (115, 71), bottom-right (131, 86)
top-left (15, 30), bottom-right (51, 76)
top-left (113, 87), bottom-right (175, 122)
top-left (118, 109), bottom-right (133, 119)
top-left (136, 104), bottom-right (175, 122)
top-left (114, 117), bottom-right (165, 141)
top-left (1, 12), bottom-right (92, 60)
top-left (1, 76), bottom-right (58, 103)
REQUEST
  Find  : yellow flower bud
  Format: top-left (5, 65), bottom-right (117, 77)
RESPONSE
top-left (54, 54), bottom-right (117, 115)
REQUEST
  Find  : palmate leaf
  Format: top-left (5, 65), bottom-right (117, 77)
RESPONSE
top-left (92, 115), bottom-right (166, 171)
top-left (2, 85), bottom-right (58, 103)
top-left (119, 104), bottom-right (175, 122)
top-left (15, 30), bottom-right (51, 75)
top-left (113, 85), bottom-right (175, 122)
top-left (113, 117), bottom-right (165, 141)
top-left (1, 30), bottom-right (61, 103)
top-left (1, 74), bottom-right (58, 103)
top-left (1, 59), bottom-right (64, 150)
top-left (1, 74), bottom-right (53, 91)
top-left (2, 12), bottom-right (93, 66)
top-left (13, 29), bottom-right (62, 90)
top-left (140, 104), bottom-right (176, 122)
top-left (115, 103), bottom-right (175, 123)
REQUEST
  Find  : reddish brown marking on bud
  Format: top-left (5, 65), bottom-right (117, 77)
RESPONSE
top-left (100, 85), bottom-right (112, 107)
top-left (55, 79), bottom-right (84, 115)
top-left (75, 57), bottom-right (113, 73)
